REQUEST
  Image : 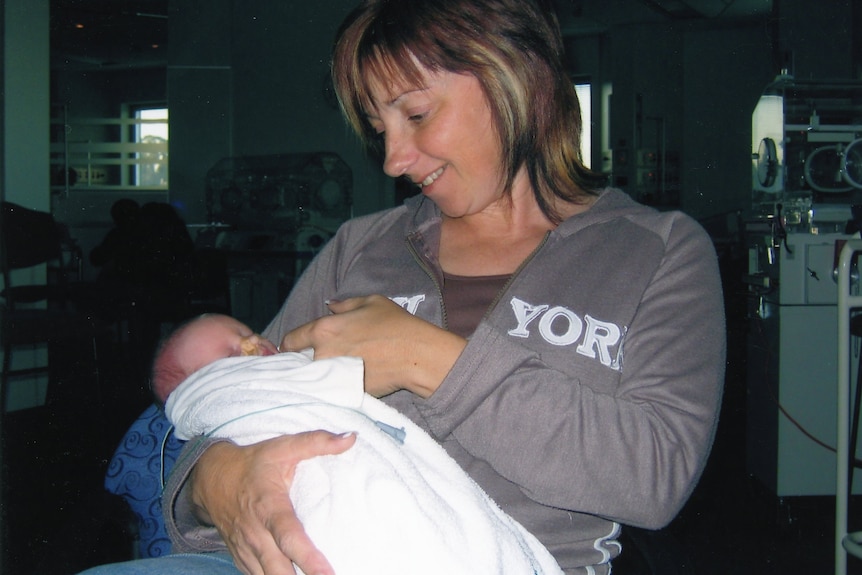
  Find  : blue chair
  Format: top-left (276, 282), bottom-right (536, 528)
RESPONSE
top-left (104, 404), bottom-right (185, 558)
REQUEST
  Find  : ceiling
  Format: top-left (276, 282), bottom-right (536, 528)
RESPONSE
top-left (552, 0), bottom-right (774, 35)
top-left (50, 0), bottom-right (168, 70)
top-left (50, 0), bottom-right (772, 70)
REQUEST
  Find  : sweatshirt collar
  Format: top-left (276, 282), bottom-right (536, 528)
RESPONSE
top-left (403, 188), bottom-right (641, 240)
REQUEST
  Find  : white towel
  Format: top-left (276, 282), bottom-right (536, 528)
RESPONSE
top-left (166, 353), bottom-right (564, 575)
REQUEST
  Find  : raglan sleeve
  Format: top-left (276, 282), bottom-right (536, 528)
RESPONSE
top-left (414, 213), bottom-right (726, 528)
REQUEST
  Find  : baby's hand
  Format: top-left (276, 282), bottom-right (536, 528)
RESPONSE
top-left (240, 334), bottom-right (278, 356)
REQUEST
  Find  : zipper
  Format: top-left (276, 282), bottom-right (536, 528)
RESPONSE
top-left (405, 236), bottom-right (449, 331)
top-left (481, 230), bottom-right (551, 322)
top-left (406, 229), bottom-right (552, 331)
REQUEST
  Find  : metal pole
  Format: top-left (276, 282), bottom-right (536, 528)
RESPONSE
top-left (836, 240), bottom-right (862, 575)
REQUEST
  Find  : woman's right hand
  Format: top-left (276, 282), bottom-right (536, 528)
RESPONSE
top-left (190, 431), bottom-right (358, 575)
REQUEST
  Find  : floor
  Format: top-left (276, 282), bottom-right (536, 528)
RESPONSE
top-left (3, 252), bottom-right (862, 575)
top-left (2, 331), bottom-right (155, 575)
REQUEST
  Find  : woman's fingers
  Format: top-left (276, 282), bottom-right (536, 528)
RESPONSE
top-left (281, 296), bottom-right (399, 345)
top-left (194, 432), bottom-right (356, 575)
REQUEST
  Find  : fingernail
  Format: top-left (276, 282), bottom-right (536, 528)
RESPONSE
top-left (338, 431), bottom-right (357, 439)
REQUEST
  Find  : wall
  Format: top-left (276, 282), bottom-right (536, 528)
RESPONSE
top-left (4, 0), bottom-right (50, 210)
top-left (50, 1), bottom-right (862, 231)
top-left (167, 0), bottom-right (388, 227)
top-left (681, 21), bottom-right (774, 219)
top-left (23, 1), bottom-right (862, 281)
top-left (574, 17), bottom-right (770, 220)
top-left (229, 0), bottom-right (386, 216)
top-left (600, 18), bottom-right (778, 219)
top-left (50, 65), bottom-right (169, 250)
top-left (573, 0), bottom-right (857, 221)
top-left (779, 0), bottom-right (854, 80)
top-left (2, 0), bottom-right (51, 413)
top-left (1, 4), bottom-right (5, 570)
top-left (605, 23), bottom-right (686, 208)
top-left (49, 66), bottom-right (169, 280)
top-left (1, 6), bottom-right (50, 562)
top-left (167, 0), bottom-right (233, 226)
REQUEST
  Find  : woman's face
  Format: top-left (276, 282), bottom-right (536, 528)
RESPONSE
top-left (365, 65), bottom-right (515, 218)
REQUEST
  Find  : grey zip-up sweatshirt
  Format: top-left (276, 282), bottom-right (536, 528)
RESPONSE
top-left (164, 188), bottom-right (726, 574)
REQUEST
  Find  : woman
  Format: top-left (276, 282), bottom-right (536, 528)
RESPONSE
top-left (83, 0), bottom-right (725, 574)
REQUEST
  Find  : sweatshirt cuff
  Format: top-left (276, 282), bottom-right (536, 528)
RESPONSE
top-left (163, 436), bottom-right (231, 554)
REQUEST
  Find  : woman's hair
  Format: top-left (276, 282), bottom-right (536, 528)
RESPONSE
top-left (331, 0), bottom-right (609, 223)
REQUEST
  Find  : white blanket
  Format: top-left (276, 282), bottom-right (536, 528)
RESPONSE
top-left (166, 353), bottom-right (564, 575)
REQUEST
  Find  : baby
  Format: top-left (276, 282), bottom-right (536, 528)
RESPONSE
top-left (151, 313), bottom-right (280, 404)
top-left (152, 313), bottom-right (564, 575)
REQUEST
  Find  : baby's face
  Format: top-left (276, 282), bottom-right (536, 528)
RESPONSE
top-left (178, 314), bottom-right (278, 375)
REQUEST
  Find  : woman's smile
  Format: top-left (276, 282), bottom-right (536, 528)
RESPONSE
top-left (417, 166), bottom-right (446, 189)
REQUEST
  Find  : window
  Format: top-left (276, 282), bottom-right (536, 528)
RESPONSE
top-left (133, 107), bottom-right (169, 187)
top-left (50, 104), bottom-right (169, 192)
top-left (575, 82), bottom-right (591, 169)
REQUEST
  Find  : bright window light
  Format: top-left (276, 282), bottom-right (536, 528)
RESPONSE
top-left (575, 83), bottom-right (591, 168)
top-left (135, 107), bottom-right (168, 187)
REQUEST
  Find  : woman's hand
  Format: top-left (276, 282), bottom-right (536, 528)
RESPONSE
top-left (280, 295), bottom-right (466, 398)
top-left (191, 432), bottom-right (357, 575)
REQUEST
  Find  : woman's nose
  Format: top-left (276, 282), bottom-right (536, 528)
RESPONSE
top-left (382, 131), bottom-right (417, 178)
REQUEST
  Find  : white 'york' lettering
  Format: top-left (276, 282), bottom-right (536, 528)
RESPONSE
top-left (538, 306), bottom-right (583, 346)
top-left (506, 297), bottom-right (623, 370)
top-left (508, 297), bottom-right (549, 338)
top-left (391, 294), bottom-right (426, 315)
top-left (577, 314), bottom-right (621, 365)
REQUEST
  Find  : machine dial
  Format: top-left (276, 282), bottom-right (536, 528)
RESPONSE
top-left (805, 145), bottom-right (852, 193)
top-left (842, 138), bottom-right (862, 189)
top-left (756, 137), bottom-right (778, 187)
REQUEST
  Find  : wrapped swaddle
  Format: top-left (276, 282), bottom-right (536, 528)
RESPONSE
top-left (166, 353), bottom-right (563, 575)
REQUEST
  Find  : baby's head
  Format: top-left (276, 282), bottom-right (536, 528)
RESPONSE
top-left (151, 314), bottom-right (278, 404)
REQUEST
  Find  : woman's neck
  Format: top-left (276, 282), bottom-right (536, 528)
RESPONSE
top-left (438, 200), bottom-right (552, 276)
top-left (437, 175), bottom-right (595, 276)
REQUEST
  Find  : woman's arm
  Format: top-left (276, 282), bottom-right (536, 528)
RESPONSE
top-left (415, 213), bottom-right (726, 529)
top-left (164, 432), bottom-right (356, 575)
top-left (280, 295), bottom-right (467, 399)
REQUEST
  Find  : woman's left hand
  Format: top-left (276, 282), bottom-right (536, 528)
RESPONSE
top-left (280, 295), bottom-right (466, 398)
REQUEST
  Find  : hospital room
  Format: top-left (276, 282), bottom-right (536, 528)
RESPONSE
top-left (1, 0), bottom-right (861, 573)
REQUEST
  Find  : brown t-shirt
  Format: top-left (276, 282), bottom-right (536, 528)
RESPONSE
top-left (441, 272), bottom-right (510, 338)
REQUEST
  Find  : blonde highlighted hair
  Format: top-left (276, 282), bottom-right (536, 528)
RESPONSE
top-left (331, 0), bottom-right (608, 223)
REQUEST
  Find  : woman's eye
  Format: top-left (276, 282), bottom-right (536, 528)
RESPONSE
top-left (408, 113), bottom-right (426, 123)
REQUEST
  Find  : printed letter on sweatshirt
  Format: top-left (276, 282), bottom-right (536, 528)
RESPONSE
top-left (508, 297), bottom-right (549, 338)
top-left (391, 295), bottom-right (426, 315)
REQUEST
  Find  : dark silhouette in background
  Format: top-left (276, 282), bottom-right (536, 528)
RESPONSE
top-left (89, 198), bottom-right (141, 285)
top-left (89, 200), bottom-right (197, 383)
